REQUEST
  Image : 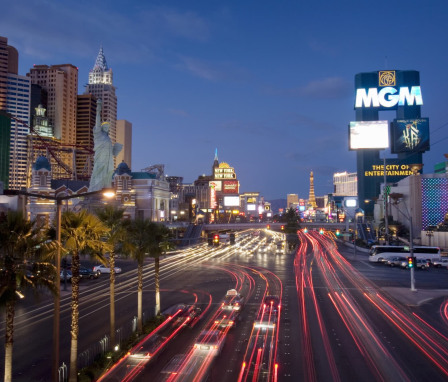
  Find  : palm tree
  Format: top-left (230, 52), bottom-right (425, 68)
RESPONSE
top-left (156, 233), bottom-right (175, 315)
top-left (127, 218), bottom-right (155, 333)
top-left (95, 205), bottom-right (129, 347)
top-left (60, 210), bottom-right (111, 382)
top-left (0, 212), bottom-right (56, 382)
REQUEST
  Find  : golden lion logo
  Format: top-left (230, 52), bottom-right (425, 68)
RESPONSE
top-left (379, 71), bottom-right (396, 86)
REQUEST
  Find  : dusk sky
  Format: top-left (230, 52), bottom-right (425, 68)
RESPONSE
top-left (2, 1), bottom-right (448, 200)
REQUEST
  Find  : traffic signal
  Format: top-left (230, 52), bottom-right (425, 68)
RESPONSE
top-left (319, 228), bottom-right (324, 235)
top-left (207, 233), bottom-right (213, 246)
top-left (230, 233), bottom-right (235, 245)
top-left (335, 229), bottom-right (340, 236)
top-left (407, 256), bottom-right (416, 268)
top-left (267, 224), bottom-right (271, 230)
top-left (281, 225), bottom-right (284, 231)
top-left (304, 228), bottom-right (308, 233)
top-left (213, 234), bottom-right (220, 246)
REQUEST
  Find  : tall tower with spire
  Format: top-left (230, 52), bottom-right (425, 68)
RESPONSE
top-left (212, 147), bottom-right (219, 173)
top-left (308, 171), bottom-right (317, 208)
top-left (85, 46), bottom-right (117, 164)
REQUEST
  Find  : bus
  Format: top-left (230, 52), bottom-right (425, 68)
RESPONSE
top-left (368, 245), bottom-right (440, 263)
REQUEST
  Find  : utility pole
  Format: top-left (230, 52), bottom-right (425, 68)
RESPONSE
top-left (409, 215), bottom-right (416, 292)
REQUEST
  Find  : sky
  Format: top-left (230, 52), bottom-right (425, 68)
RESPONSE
top-left (2, 0), bottom-right (448, 200)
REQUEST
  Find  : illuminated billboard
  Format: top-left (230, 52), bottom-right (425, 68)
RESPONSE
top-left (223, 180), bottom-right (239, 194)
top-left (355, 71), bottom-right (423, 110)
top-left (349, 120), bottom-right (389, 150)
top-left (391, 118), bottom-right (429, 153)
top-left (247, 204), bottom-right (256, 211)
top-left (224, 196), bottom-right (240, 207)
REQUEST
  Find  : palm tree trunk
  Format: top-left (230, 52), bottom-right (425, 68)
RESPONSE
top-left (69, 252), bottom-right (80, 382)
top-left (110, 252), bottom-right (116, 346)
top-left (4, 300), bottom-right (15, 382)
top-left (154, 256), bottom-right (161, 316)
top-left (137, 261), bottom-right (143, 333)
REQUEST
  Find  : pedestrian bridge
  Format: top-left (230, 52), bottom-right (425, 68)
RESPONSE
top-left (165, 221), bottom-right (347, 232)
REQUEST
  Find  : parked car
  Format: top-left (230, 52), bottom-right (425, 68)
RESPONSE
top-left (433, 258), bottom-right (448, 268)
top-left (386, 256), bottom-right (407, 267)
top-left (60, 270), bottom-right (72, 282)
top-left (80, 267), bottom-right (99, 279)
top-left (93, 264), bottom-right (122, 274)
top-left (416, 259), bottom-right (430, 270)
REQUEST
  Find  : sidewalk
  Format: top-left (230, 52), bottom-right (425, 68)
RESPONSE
top-left (381, 287), bottom-right (448, 307)
top-left (337, 240), bottom-right (448, 307)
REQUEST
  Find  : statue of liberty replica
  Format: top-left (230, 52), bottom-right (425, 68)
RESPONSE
top-left (89, 99), bottom-right (122, 192)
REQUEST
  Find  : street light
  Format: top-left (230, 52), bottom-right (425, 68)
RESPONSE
top-left (4, 187), bottom-right (115, 381)
top-left (389, 192), bottom-right (417, 292)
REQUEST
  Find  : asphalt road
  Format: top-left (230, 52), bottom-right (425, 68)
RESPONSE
top-left (2, 231), bottom-right (448, 381)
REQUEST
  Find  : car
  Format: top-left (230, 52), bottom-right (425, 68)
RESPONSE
top-left (400, 259), bottom-right (430, 270)
top-left (416, 259), bottom-right (430, 270)
top-left (222, 289), bottom-right (244, 312)
top-left (79, 267), bottom-right (99, 279)
top-left (386, 256), bottom-right (407, 267)
top-left (263, 295), bottom-right (281, 313)
top-left (433, 258), bottom-right (448, 268)
top-left (194, 330), bottom-right (224, 356)
top-left (93, 264), bottom-right (122, 274)
top-left (60, 270), bottom-right (72, 282)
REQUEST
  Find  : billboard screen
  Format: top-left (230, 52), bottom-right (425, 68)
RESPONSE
top-left (391, 118), bottom-right (429, 153)
top-left (209, 181), bottom-right (222, 192)
top-left (247, 204), bottom-right (256, 211)
top-left (349, 120), bottom-right (389, 150)
top-left (223, 180), bottom-right (239, 194)
top-left (224, 196), bottom-right (240, 207)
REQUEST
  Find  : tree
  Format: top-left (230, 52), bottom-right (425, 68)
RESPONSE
top-left (157, 233), bottom-right (176, 315)
top-left (60, 210), bottom-right (111, 382)
top-left (127, 218), bottom-right (154, 333)
top-left (283, 207), bottom-right (301, 249)
top-left (127, 220), bottom-right (170, 331)
top-left (95, 206), bottom-right (129, 347)
top-left (0, 212), bottom-right (56, 382)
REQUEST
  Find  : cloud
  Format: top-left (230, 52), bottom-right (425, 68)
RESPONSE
top-left (1, 1), bottom-right (211, 65)
top-left (299, 77), bottom-right (352, 99)
top-left (265, 76), bottom-right (352, 100)
top-left (175, 55), bottom-right (250, 82)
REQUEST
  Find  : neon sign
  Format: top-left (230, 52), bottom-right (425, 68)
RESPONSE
top-left (355, 86), bottom-right (423, 108)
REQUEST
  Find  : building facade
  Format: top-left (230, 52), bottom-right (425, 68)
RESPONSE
top-left (76, 94), bottom-right (96, 179)
top-left (287, 193), bottom-right (299, 209)
top-left (28, 63), bottom-right (79, 180)
top-left (333, 171), bottom-right (357, 196)
top-left (116, 120), bottom-right (132, 168)
top-left (6, 73), bottom-right (31, 190)
top-left (84, 47), bottom-right (118, 166)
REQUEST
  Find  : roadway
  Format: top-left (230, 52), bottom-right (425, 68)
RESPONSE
top-left (1, 229), bottom-right (448, 381)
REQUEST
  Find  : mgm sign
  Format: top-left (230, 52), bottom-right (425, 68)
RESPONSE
top-left (352, 70), bottom-right (429, 215)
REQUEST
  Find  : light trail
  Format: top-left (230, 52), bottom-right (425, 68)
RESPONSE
top-left (296, 229), bottom-right (448, 380)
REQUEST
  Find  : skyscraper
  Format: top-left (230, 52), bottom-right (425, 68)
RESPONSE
top-left (116, 120), bottom-right (132, 168)
top-left (287, 193), bottom-right (299, 208)
top-left (0, 36), bottom-right (31, 190)
top-left (76, 94), bottom-right (97, 179)
top-left (85, 46), bottom-right (117, 165)
top-left (28, 63), bottom-right (78, 180)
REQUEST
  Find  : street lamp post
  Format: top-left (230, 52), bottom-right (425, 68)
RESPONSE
top-left (426, 229), bottom-right (434, 247)
top-left (4, 188), bottom-right (115, 382)
top-left (389, 192), bottom-right (417, 292)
